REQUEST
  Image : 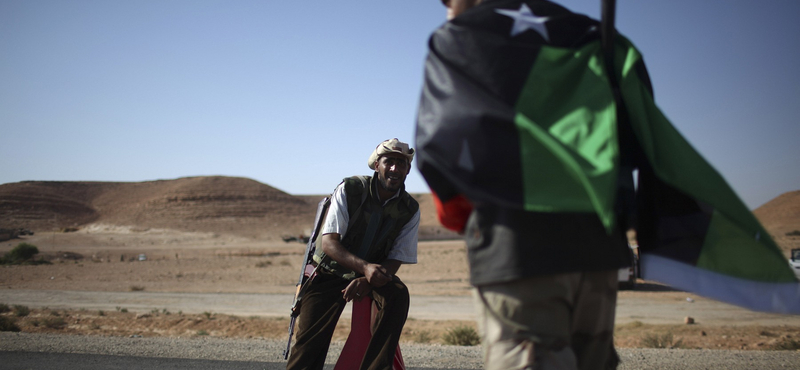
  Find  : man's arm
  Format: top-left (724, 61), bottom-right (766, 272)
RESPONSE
top-left (321, 233), bottom-right (394, 287)
top-left (322, 233), bottom-right (400, 302)
top-left (339, 258), bottom-right (403, 303)
top-left (381, 259), bottom-right (402, 276)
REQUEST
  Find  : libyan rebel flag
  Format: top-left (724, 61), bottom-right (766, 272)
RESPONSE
top-left (415, 0), bottom-right (799, 314)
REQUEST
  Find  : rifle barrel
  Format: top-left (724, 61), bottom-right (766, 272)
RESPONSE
top-left (283, 316), bottom-right (296, 359)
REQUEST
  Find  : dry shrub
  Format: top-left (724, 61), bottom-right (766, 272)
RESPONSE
top-left (0, 316), bottom-right (21, 332)
top-left (42, 317), bottom-right (67, 329)
top-left (770, 338), bottom-right (800, 350)
top-left (13, 305), bottom-right (30, 317)
top-left (2, 243), bottom-right (45, 265)
top-left (411, 330), bottom-right (435, 344)
top-left (641, 332), bottom-right (685, 349)
top-left (442, 325), bottom-right (480, 346)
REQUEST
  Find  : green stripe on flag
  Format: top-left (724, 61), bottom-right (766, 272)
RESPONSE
top-left (614, 36), bottom-right (795, 283)
top-left (697, 210), bottom-right (796, 282)
top-left (513, 43), bottom-right (619, 230)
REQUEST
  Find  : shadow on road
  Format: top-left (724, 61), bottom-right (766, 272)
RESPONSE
top-left (1, 351), bottom-right (271, 370)
top-left (0, 351), bottom-right (481, 370)
top-left (628, 280), bottom-right (681, 292)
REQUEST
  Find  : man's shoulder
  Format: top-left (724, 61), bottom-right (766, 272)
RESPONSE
top-left (342, 175), bottom-right (370, 191)
top-left (398, 190), bottom-right (420, 213)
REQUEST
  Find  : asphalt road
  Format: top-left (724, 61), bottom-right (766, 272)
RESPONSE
top-left (2, 333), bottom-right (799, 370)
top-left (3, 289), bottom-right (800, 369)
top-left (0, 351), bottom-right (268, 370)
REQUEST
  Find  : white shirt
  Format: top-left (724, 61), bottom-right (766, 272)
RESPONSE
top-left (321, 182), bottom-right (419, 264)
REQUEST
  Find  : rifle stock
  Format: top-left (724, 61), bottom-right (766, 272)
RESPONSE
top-left (283, 196), bottom-right (330, 360)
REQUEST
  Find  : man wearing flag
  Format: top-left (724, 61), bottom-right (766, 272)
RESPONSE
top-left (416, 1), bottom-right (798, 369)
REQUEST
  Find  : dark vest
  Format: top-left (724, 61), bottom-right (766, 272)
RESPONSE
top-left (313, 175), bottom-right (419, 280)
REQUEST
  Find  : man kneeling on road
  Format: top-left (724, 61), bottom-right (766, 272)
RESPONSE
top-left (287, 138), bottom-right (421, 370)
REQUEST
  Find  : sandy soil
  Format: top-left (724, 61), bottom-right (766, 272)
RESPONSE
top-left (2, 231), bottom-right (800, 350)
top-left (0, 230), bottom-right (471, 296)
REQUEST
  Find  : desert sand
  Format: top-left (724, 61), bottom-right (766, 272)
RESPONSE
top-left (1, 177), bottom-right (799, 350)
top-left (2, 230), bottom-right (800, 350)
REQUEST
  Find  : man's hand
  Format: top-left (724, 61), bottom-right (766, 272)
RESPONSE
top-left (342, 277), bottom-right (372, 302)
top-left (321, 233), bottom-right (403, 290)
top-left (363, 263), bottom-right (394, 288)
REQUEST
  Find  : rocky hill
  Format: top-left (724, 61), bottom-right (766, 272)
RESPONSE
top-left (754, 190), bottom-right (800, 254)
top-left (0, 176), bottom-right (456, 241)
top-left (0, 177), bottom-right (315, 239)
top-left (2, 177), bottom-right (795, 248)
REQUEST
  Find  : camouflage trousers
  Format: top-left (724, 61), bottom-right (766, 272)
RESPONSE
top-left (474, 270), bottom-right (620, 370)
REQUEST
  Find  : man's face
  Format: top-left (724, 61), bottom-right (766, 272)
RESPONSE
top-left (443, 0), bottom-right (482, 20)
top-left (375, 154), bottom-right (410, 193)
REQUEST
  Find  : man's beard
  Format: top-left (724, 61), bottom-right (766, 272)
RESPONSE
top-left (378, 172), bottom-right (404, 193)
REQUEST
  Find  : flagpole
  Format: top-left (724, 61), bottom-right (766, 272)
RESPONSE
top-left (600, 0), bottom-right (637, 238)
top-left (601, 0), bottom-right (617, 85)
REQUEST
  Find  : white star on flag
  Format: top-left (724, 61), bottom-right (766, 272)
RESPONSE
top-left (495, 3), bottom-right (550, 41)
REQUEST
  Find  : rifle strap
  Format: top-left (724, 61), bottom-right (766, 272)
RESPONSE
top-left (296, 176), bottom-right (371, 301)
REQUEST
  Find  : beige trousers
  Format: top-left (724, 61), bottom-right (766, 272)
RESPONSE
top-left (475, 270), bottom-right (619, 370)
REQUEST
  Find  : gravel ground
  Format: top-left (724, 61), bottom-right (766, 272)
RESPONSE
top-left (2, 332), bottom-right (799, 370)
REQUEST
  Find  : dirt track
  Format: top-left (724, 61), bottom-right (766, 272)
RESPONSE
top-left (0, 289), bottom-right (477, 321)
top-left (2, 234), bottom-right (799, 327)
top-left (2, 289), bottom-right (799, 327)
top-left (3, 234), bottom-right (800, 350)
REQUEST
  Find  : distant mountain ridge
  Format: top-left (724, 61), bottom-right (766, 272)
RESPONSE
top-left (0, 176), bottom-right (454, 241)
top-left (0, 177), bottom-right (315, 239)
top-left (2, 177), bottom-right (794, 248)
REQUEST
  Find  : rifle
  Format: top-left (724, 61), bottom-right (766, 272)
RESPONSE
top-left (283, 196), bottom-right (330, 360)
top-left (282, 176), bottom-right (370, 360)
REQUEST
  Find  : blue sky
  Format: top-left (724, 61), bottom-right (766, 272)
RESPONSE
top-left (1, 0), bottom-right (798, 210)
